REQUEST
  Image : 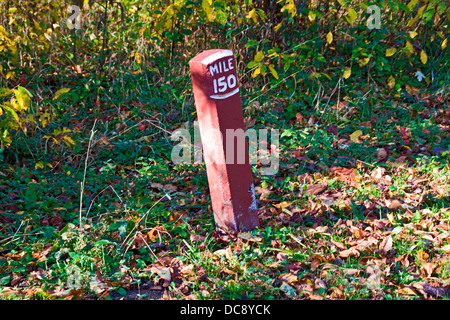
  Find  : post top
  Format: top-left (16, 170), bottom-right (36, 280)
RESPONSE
top-left (189, 49), bottom-right (234, 65)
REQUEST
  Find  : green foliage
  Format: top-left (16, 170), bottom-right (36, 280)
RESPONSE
top-left (0, 86), bottom-right (33, 148)
top-left (0, 0), bottom-right (448, 301)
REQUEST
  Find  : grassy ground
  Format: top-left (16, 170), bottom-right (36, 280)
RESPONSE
top-left (0, 72), bottom-right (449, 300)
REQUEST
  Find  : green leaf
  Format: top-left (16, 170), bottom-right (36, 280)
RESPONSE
top-left (1, 129), bottom-right (12, 147)
top-left (281, 129), bottom-right (293, 138)
top-left (115, 287), bottom-right (127, 296)
top-left (95, 239), bottom-right (117, 246)
top-left (283, 62), bottom-right (291, 72)
top-left (245, 39), bottom-right (259, 48)
top-left (0, 275), bottom-right (11, 285)
top-left (422, 9), bottom-right (434, 22)
top-left (246, 61), bottom-right (259, 69)
top-left (0, 88), bottom-right (11, 97)
top-left (216, 9), bottom-right (228, 26)
top-left (180, 29), bottom-right (193, 36)
top-left (391, 226), bottom-right (403, 235)
top-left (414, 211), bottom-right (421, 221)
top-left (42, 226), bottom-right (55, 239)
top-left (2, 104), bottom-right (19, 122)
top-left (109, 219), bottom-right (127, 238)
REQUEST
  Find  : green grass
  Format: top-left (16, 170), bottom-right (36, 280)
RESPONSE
top-left (1, 63), bottom-right (449, 301)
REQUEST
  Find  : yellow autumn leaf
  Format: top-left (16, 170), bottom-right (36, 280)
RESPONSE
top-left (326, 31), bottom-right (333, 44)
top-left (420, 50), bottom-right (427, 64)
top-left (252, 66), bottom-right (261, 78)
top-left (359, 57), bottom-right (370, 66)
top-left (281, 0), bottom-right (297, 17)
top-left (246, 8), bottom-right (257, 23)
top-left (12, 86), bottom-right (32, 112)
top-left (274, 22), bottom-right (282, 32)
top-left (63, 135), bottom-right (75, 146)
top-left (347, 8), bottom-right (357, 26)
top-left (268, 65), bottom-right (279, 80)
top-left (409, 31), bottom-right (418, 39)
top-left (40, 112), bottom-right (51, 128)
top-left (350, 130), bottom-right (363, 143)
top-left (388, 76), bottom-right (395, 88)
top-left (35, 161), bottom-right (44, 170)
top-left (404, 41), bottom-right (414, 56)
top-left (442, 38), bottom-right (447, 49)
top-left (202, 0), bottom-right (216, 22)
top-left (386, 47), bottom-right (397, 57)
top-left (6, 71), bottom-right (15, 80)
top-left (0, 25), bottom-right (10, 41)
top-left (254, 51), bottom-right (264, 62)
top-left (343, 67), bottom-right (351, 79)
top-left (53, 88), bottom-right (70, 100)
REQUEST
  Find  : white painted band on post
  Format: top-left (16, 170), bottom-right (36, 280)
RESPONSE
top-left (201, 50), bottom-right (234, 65)
top-left (210, 87), bottom-right (240, 100)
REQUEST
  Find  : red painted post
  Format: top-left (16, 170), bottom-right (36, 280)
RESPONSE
top-left (189, 49), bottom-right (259, 232)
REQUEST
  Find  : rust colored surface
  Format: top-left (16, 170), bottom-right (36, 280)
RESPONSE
top-left (189, 49), bottom-right (259, 231)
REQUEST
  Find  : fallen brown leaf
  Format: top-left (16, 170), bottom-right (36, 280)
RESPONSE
top-left (371, 167), bottom-right (385, 180)
top-left (328, 286), bottom-right (343, 299)
top-left (305, 184), bottom-right (326, 196)
top-left (385, 199), bottom-right (403, 210)
top-left (279, 273), bottom-right (298, 285)
top-left (396, 286), bottom-right (417, 296)
top-left (439, 244), bottom-right (450, 253)
top-left (378, 235), bottom-right (393, 253)
top-left (339, 246), bottom-right (360, 258)
top-left (331, 240), bottom-right (347, 250)
top-left (421, 262), bottom-right (436, 278)
top-left (329, 166), bottom-right (357, 183)
top-left (343, 268), bottom-right (360, 277)
top-left (376, 148), bottom-right (388, 161)
top-left (190, 234), bottom-right (206, 243)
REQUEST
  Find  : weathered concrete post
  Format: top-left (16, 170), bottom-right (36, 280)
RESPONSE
top-left (189, 49), bottom-right (259, 231)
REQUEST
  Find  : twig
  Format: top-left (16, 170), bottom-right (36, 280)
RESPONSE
top-left (357, 159), bottom-right (375, 167)
top-left (121, 193), bottom-right (170, 249)
top-left (138, 233), bottom-right (164, 264)
top-left (84, 183), bottom-right (124, 218)
top-left (79, 119), bottom-right (97, 228)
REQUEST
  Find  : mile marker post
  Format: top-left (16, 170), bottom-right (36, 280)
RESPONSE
top-left (189, 49), bottom-right (259, 232)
